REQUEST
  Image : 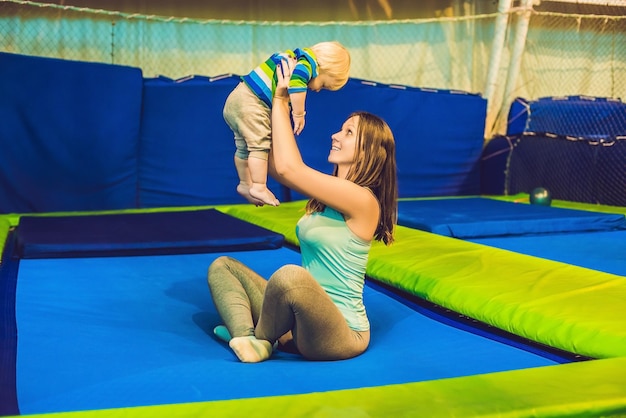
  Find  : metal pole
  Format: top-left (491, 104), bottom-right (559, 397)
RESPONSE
top-left (484, 0), bottom-right (513, 139)
top-left (495, 0), bottom-right (534, 136)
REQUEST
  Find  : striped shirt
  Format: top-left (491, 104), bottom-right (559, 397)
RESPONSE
top-left (241, 47), bottom-right (318, 108)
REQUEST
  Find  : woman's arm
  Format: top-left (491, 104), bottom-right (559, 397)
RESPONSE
top-left (269, 61), bottom-right (379, 239)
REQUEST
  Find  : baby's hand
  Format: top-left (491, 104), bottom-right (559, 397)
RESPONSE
top-left (293, 114), bottom-right (305, 135)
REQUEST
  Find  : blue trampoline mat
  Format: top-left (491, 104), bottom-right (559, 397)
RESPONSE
top-left (471, 229), bottom-right (626, 277)
top-left (397, 197), bottom-right (626, 238)
top-left (15, 248), bottom-right (559, 415)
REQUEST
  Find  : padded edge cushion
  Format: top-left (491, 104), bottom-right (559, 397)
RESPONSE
top-left (220, 202), bottom-right (626, 359)
top-left (367, 226), bottom-right (626, 359)
top-left (15, 209), bottom-right (284, 259)
top-left (396, 197), bottom-right (626, 238)
top-left (33, 357), bottom-right (626, 418)
top-left (219, 201), bottom-right (305, 246)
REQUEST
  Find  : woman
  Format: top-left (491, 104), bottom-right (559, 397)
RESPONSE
top-left (207, 57), bottom-right (397, 362)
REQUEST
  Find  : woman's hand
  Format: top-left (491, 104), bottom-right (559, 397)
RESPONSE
top-left (275, 56), bottom-right (296, 100)
top-left (270, 55), bottom-right (302, 184)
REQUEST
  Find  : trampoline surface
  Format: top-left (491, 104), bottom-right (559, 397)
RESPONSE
top-left (11, 248), bottom-right (561, 415)
top-left (2, 203), bottom-right (625, 417)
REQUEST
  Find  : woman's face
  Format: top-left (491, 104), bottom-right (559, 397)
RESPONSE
top-left (328, 115), bottom-right (359, 170)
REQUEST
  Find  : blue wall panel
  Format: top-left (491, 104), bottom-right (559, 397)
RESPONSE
top-left (0, 53), bottom-right (143, 213)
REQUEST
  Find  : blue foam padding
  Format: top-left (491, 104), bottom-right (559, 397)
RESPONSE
top-left (480, 135), bottom-right (512, 195)
top-left (0, 52), bottom-right (143, 213)
top-left (526, 96), bottom-right (626, 139)
top-left (397, 198), bottom-right (626, 238)
top-left (14, 249), bottom-right (557, 415)
top-left (1, 53), bottom-right (487, 212)
top-left (14, 209), bottom-right (284, 258)
top-left (137, 75), bottom-right (290, 207)
top-left (471, 229), bottom-right (626, 277)
top-left (506, 97), bottom-right (530, 136)
top-left (276, 79), bottom-right (487, 200)
top-left (138, 76), bottom-right (487, 205)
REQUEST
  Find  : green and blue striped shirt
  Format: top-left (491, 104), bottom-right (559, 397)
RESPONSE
top-left (241, 47), bottom-right (318, 108)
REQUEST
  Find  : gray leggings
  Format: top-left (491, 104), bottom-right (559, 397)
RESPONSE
top-left (207, 256), bottom-right (370, 361)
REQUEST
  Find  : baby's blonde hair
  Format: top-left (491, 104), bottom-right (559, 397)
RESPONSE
top-left (309, 41), bottom-right (351, 90)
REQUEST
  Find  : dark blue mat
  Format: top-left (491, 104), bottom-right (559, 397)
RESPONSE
top-left (15, 209), bottom-right (284, 258)
top-left (14, 249), bottom-right (559, 415)
top-left (397, 198), bottom-right (626, 238)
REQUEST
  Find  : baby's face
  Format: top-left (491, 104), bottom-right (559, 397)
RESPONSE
top-left (308, 74), bottom-right (334, 92)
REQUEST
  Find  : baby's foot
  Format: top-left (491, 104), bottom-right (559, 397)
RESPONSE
top-left (249, 183), bottom-right (280, 207)
top-left (229, 336), bottom-right (273, 363)
top-left (236, 183), bottom-right (266, 206)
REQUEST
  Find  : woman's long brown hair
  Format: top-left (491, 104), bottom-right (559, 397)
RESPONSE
top-left (306, 111), bottom-right (398, 245)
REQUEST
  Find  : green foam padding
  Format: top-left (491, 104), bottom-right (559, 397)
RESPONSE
top-left (368, 225), bottom-right (626, 359)
top-left (12, 357), bottom-right (626, 418)
top-left (220, 200), bottom-right (626, 359)
top-left (219, 201), bottom-right (304, 246)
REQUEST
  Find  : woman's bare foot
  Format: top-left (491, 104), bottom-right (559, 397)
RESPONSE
top-left (229, 336), bottom-right (273, 363)
top-left (237, 183), bottom-right (266, 206)
top-left (249, 183), bottom-right (280, 206)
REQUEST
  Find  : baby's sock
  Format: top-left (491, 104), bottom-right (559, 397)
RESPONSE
top-left (229, 336), bottom-right (273, 363)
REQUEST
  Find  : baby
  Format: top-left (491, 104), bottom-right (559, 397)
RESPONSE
top-left (223, 41), bottom-right (351, 206)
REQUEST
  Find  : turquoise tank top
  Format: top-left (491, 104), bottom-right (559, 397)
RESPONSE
top-left (296, 207), bottom-right (371, 331)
